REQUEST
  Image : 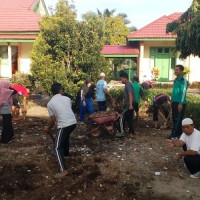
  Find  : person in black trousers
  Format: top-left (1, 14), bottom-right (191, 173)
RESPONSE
top-left (44, 83), bottom-right (77, 177)
top-left (168, 65), bottom-right (188, 139)
top-left (153, 94), bottom-right (170, 128)
top-left (168, 118), bottom-right (200, 178)
top-left (117, 71), bottom-right (134, 138)
top-left (0, 80), bottom-right (16, 144)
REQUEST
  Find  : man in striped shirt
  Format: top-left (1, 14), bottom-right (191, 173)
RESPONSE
top-left (168, 64), bottom-right (188, 139)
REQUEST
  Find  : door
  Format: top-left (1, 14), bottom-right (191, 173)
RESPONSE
top-left (155, 54), bottom-right (170, 81)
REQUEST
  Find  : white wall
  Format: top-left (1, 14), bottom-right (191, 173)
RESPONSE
top-left (182, 55), bottom-right (200, 83)
top-left (139, 41), bottom-right (175, 82)
top-left (19, 43), bottom-right (33, 74)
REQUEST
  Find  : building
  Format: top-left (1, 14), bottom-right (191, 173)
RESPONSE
top-left (0, 0), bottom-right (47, 78)
top-left (102, 13), bottom-right (200, 83)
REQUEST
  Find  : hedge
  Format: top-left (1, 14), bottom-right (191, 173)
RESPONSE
top-left (109, 88), bottom-right (200, 128)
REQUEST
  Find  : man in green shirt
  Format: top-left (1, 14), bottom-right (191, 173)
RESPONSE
top-left (132, 76), bottom-right (146, 120)
top-left (168, 64), bottom-right (188, 139)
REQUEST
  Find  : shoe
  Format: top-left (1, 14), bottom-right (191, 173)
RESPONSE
top-left (190, 172), bottom-right (200, 179)
top-left (115, 132), bottom-right (126, 138)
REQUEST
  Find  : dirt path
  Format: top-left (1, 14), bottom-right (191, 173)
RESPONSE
top-left (0, 102), bottom-right (200, 200)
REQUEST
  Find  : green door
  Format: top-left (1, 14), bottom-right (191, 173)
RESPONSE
top-left (155, 54), bottom-right (170, 81)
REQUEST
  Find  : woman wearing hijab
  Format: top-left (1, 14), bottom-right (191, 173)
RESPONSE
top-left (0, 80), bottom-right (16, 143)
top-left (79, 78), bottom-right (94, 124)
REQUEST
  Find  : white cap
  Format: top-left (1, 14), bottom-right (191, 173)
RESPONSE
top-left (100, 72), bottom-right (105, 77)
top-left (182, 118), bottom-right (193, 126)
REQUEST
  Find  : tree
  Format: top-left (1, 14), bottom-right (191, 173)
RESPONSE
top-left (104, 15), bottom-right (130, 45)
top-left (31, 0), bottom-right (109, 96)
top-left (166, 0), bottom-right (200, 58)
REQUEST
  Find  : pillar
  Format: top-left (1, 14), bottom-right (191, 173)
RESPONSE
top-left (139, 41), bottom-right (144, 82)
top-left (7, 42), bottom-right (12, 78)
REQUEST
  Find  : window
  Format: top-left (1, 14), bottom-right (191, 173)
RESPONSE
top-left (0, 46), bottom-right (8, 59)
top-left (158, 48), bottom-right (162, 53)
top-left (165, 48), bottom-right (169, 53)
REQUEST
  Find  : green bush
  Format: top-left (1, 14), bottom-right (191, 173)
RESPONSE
top-left (109, 88), bottom-right (200, 127)
top-left (185, 94), bottom-right (200, 128)
top-left (108, 88), bottom-right (124, 111)
top-left (10, 72), bottom-right (34, 88)
top-left (153, 83), bottom-right (173, 89)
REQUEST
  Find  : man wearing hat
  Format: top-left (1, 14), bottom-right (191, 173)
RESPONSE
top-left (168, 118), bottom-right (200, 178)
top-left (96, 72), bottom-right (114, 111)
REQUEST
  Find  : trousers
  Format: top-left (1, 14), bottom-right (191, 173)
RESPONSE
top-left (119, 109), bottom-right (134, 134)
top-left (55, 124), bottom-right (76, 172)
top-left (1, 114), bottom-right (14, 144)
top-left (170, 102), bottom-right (186, 138)
top-left (80, 98), bottom-right (94, 122)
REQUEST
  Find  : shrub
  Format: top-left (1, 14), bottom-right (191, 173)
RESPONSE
top-left (108, 88), bottom-right (200, 127)
top-left (185, 94), bottom-right (200, 128)
top-left (10, 72), bottom-right (34, 88)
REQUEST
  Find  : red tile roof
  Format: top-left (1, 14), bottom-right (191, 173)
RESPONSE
top-left (127, 12), bottom-right (183, 39)
top-left (102, 45), bottom-right (139, 55)
top-left (0, 0), bottom-right (42, 32)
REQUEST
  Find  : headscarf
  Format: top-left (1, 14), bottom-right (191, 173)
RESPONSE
top-left (0, 80), bottom-right (13, 108)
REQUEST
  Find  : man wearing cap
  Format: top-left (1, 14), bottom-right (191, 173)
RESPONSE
top-left (168, 118), bottom-right (200, 178)
top-left (96, 72), bottom-right (113, 111)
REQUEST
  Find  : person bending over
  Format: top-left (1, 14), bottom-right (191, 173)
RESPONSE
top-left (44, 83), bottom-right (77, 177)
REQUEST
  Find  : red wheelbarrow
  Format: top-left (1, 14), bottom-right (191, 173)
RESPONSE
top-left (89, 110), bottom-right (127, 137)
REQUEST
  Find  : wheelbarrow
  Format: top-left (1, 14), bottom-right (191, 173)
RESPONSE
top-left (89, 110), bottom-right (127, 137)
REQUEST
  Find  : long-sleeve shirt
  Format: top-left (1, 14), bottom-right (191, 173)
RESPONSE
top-left (171, 74), bottom-right (188, 105)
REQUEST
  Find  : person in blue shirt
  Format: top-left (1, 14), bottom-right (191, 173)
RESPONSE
top-left (96, 72), bottom-right (114, 111)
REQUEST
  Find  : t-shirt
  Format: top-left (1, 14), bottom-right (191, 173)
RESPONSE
top-left (132, 82), bottom-right (144, 103)
top-left (47, 94), bottom-right (77, 129)
top-left (124, 82), bottom-right (134, 106)
top-left (12, 85), bottom-right (28, 97)
top-left (180, 128), bottom-right (200, 154)
top-left (96, 80), bottom-right (107, 101)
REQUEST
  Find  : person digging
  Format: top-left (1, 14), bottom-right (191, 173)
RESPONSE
top-left (43, 83), bottom-right (77, 178)
top-left (152, 94), bottom-right (171, 129)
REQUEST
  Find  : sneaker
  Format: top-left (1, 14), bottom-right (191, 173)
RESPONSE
top-left (115, 132), bottom-right (126, 138)
top-left (190, 172), bottom-right (200, 179)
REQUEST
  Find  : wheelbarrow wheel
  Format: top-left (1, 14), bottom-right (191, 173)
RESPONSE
top-left (90, 124), bottom-right (101, 137)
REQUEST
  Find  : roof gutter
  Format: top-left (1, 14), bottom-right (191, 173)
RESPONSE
top-left (103, 54), bottom-right (138, 58)
top-left (128, 38), bottom-right (176, 41)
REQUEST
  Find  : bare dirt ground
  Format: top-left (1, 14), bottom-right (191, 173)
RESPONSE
top-left (0, 99), bottom-right (200, 200)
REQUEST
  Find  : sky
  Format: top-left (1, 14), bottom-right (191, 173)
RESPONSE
top-left (44, 0), bottom-right (193, 29)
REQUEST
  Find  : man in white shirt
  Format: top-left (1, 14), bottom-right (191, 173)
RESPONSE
top-left (96, 72), bottom-right (114, 111)
top-left (168, 118), bottom-right (200, 178)
top-left (44, 83), bottom-right (77, 177)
